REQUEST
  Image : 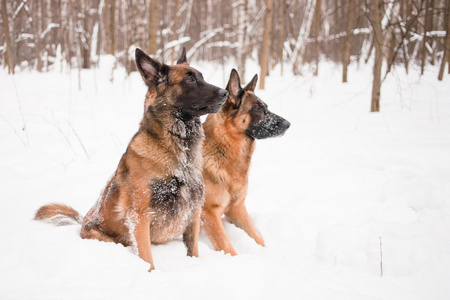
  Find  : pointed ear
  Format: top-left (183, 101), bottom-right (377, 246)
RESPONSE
top-left (226, 69), bottom-right (243, 108)
top-left (226, 69), bottom-right (242, 98)
top-left (135, 48), bottom-right (168, 85)
top-left (176, 47), bottom-right (188, 65)
top-left (244, 74), bottom-right (258, 92)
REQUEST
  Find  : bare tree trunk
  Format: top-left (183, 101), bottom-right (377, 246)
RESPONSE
top-left (43, 0), bottom-right (52, 70)
top-left (136, 1), bottom-right (146, 49)
top-left (34, 0), bottom-right (44, 72)
top-left (371, 0), bottom-right (384, 112)
top-left (388, 35), bottom-right (395, 69)
top-left (104, 0), bottom-right (109, 40)
top-left (178, 0), bottom-right (193, 43)
top-left (41, 0), bottom-right (49, 71)
top-left (61, 0), bottom-right (71, 68)
top-left (260, 0), bottom-right (273, 90)
top-left (104, 0), bottom-right (110, 53)
top-left (104, 0), bottom-right (115, 55)
top-left (292, 0), bottom-right (316, 75)
top-left (429, 0), bottom-right (435, 65)
top-left (75, 0), bottom-right (83, 90)
top-left (402, 42), bottom-right (409, 73)
top-left (205, 0), bottom-right (213, 60)
top-left (82, 0), bottom-right (91, 69)
top-left (237, 0), bottom-right (248, 81)
top-left (69, 1), bottom-right (77, 61)
top-left (382, 0), bottom-right (400, 75)
top-left (438, 0), bottom-right (450, 80)
top-left (335, 0), bottom-right (341, 22)
top-left (342, 0), bottom-right (355, 82)
top-left (448, 55), bottom-right (450, 74)
top-left (313, 0), bottom-right (321, 76)
top-left (365, 37), bottom-right (374, 64)
top-left (148, 0), bottom-right (159, 55)
top-left (110, 0), bottom-right (116, 56)
top-left (421, 0), bottom-right (433, 74)
top-left (271, 4), bottom-right (276, 72)
top-left (171, 0), bottom-right (179, 63)
top-left (1, 0), bottom-right (14, 74)
top-left (279, 0), bottom-right (285, 76)
top-left (321, 0), bottom-right (330, 65)
top-left (448, 0), bottom-right (450, 74)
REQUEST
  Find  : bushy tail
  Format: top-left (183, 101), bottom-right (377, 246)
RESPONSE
top-left (34, 203), bottom-right (82, 226)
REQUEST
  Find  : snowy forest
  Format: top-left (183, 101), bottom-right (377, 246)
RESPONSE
top-left (1, 0), bottom-right (450, 111)
top-left (1, 1), bottom-right (450, 299)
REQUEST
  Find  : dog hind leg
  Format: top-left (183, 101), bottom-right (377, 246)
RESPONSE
top-left (80, 225), bottom-right (121, 244)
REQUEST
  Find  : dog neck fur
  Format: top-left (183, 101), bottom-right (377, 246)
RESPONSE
top-left (203, 110), bottom-right (255, 162)
top-left (142, 88), bottom-right (203, 141)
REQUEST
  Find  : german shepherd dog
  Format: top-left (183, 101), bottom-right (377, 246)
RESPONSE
top-left (34, 48), bottom-right (229, 271)
top-left (201, 69), bottom-right (290, 255)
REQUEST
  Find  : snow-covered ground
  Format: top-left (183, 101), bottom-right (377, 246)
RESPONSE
top-left (1, 59), bottom-right (450, 299)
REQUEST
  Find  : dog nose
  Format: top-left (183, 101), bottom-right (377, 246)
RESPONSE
top-left (282, 119), bottom-right (291, 129)
top-left (219, 89), bottom-right (229, 98)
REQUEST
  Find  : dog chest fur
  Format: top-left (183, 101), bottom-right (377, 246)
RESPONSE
top-left (116, 113), bottom-right (205, 244)
top-left (148, 167), bottom-right (204, 244)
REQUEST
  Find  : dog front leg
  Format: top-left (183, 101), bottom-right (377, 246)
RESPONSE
top-left (226, 202), bottom-right (265, 247)
top-left (183, 211), bottom-right (201, 257)
top-left (202, 206), bottom-right (237, 255)
top-left (128, 210), bottom-right (155, 271)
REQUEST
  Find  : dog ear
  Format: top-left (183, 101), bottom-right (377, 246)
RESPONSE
top-left (226, 69), bottom-right (242, 108)
top-left (135, 48), bottom-right (168, 85)
top-left (176, 47), bottom-right (189, 65)
top-left (243, 74), bottom-right (258, 92)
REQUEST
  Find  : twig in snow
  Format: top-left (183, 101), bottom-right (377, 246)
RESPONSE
top-left (11, 74), bottom-right (29, 147)
top-left (67, 121), bottom-right (90, 160)
top-left (0, 114), bottom-right (26, 146)
top-left (379, 236), bottom-right (383, 277)
top-left (40, 115), bottom-right (76, 157)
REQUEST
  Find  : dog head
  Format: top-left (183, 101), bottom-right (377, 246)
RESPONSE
top-left (135, 47), bottom-right (228, 119)
top-left (220, 69), bottom-right (290, 140)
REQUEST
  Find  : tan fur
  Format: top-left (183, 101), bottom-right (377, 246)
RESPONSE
top-left (34, 53), bottom-right (218, 271)
top-left (202, 91), bottom-right (265, 256)
top-left (35, 203), bottom-right (82, 225)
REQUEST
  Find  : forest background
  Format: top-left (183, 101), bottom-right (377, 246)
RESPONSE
top-left (2, 1), bottom-right (450, 299)
top-left (1, 0), bottom-right (450, 111)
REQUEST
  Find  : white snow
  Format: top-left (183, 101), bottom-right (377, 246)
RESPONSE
top-left (1, 59), bottom-right (450, 299)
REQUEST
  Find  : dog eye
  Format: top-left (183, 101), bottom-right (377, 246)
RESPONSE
top-left (186, 76), bottom-right (196, 83)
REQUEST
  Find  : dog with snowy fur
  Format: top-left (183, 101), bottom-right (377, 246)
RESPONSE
top-left (201, 69), bottom-right (290, 255)
top-left (34, 48), bottom-right (228, 271)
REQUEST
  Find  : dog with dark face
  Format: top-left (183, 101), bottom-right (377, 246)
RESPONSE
top-left (201, 69), bottom-right (290, 255)
top-left (34, 48), bottom-right (228, 271)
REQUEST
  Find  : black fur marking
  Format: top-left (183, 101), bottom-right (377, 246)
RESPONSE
top-left (174, 72), bottom-right (228, 118)
top-left (183, 221), bottom-right (197, 256)
top-left (140, 106), bottom-right (165, 141)
top-left (176, 47), bottom-right (188, 65)
top-left (246, 111), bottom-right (291, 140)
top-left (187, 180), bottom-right (204, 209)
top-left (150, 177), bottom-right (184, 216)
